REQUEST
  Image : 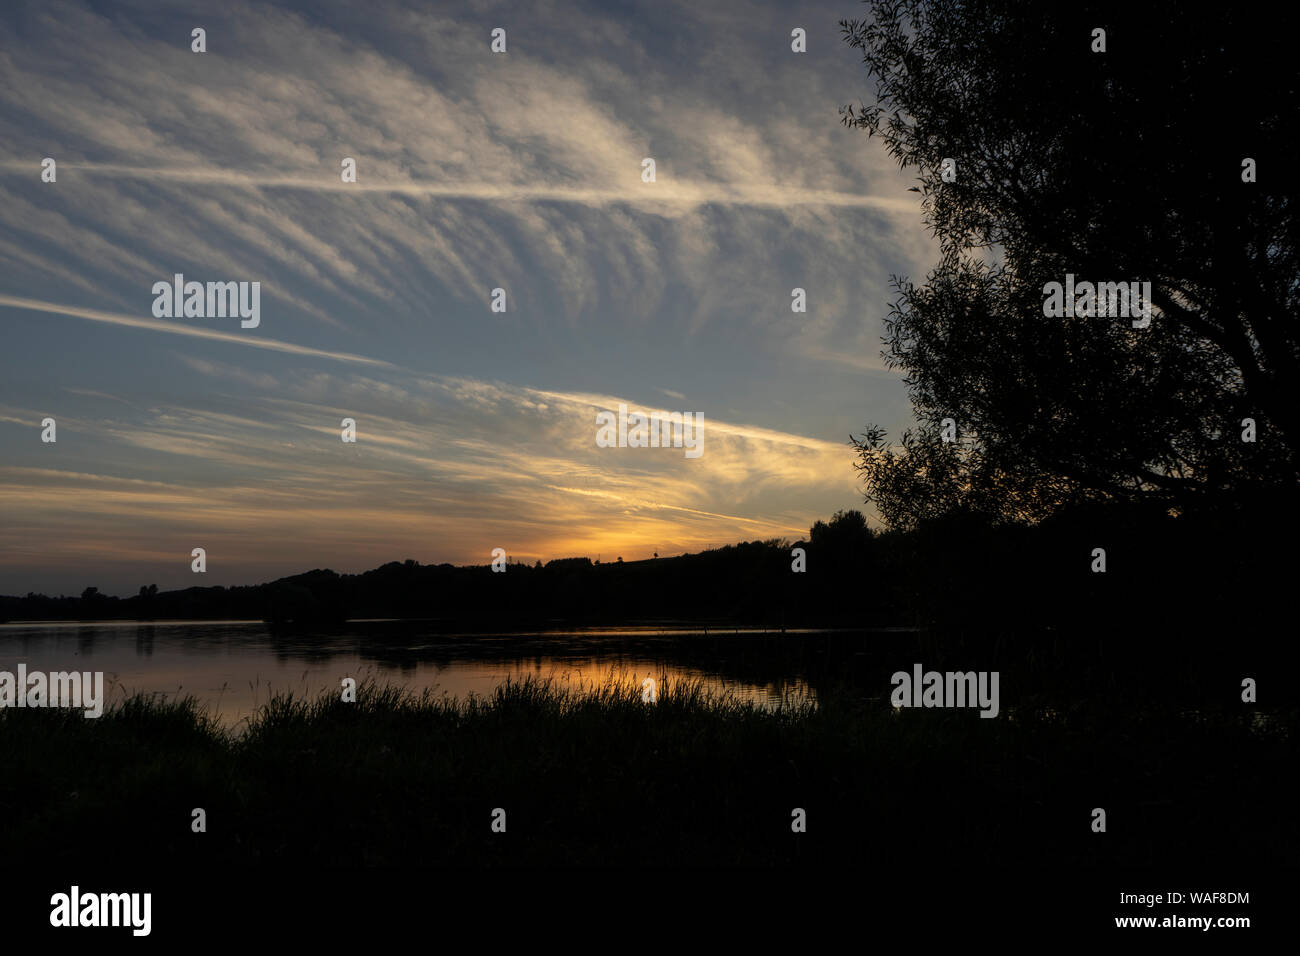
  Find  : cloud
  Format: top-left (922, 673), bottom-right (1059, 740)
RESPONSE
top-left (0, 295), bottom-right (394, 367)
top-left (0, 358), bottom-right (861, 592)
top-left (0, 0), bottom-right (927, 594)
top-left (0, 161), bottom-right (919, 213)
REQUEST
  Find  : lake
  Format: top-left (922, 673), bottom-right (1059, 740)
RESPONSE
top-left (0, 620), bottom-right (843, 729)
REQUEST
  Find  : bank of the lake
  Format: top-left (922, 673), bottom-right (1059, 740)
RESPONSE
top-left (2, 678), bottom-right (1294, 868)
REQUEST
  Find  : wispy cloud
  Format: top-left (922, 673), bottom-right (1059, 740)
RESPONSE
top-left (0, 0), bottom-right (928, 594)
top-left (0, 162), bottom-right (919, 213)
top-left (0, 295), bottom-right (393, 367)
top-left (0, 359), bottom-right (858, 592)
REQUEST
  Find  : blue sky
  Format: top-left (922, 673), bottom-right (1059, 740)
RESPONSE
top-left (0, 0), bottom-right (935, 595)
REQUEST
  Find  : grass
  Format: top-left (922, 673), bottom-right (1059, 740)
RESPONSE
top-left (1, 676), bottom-right (1295, 867)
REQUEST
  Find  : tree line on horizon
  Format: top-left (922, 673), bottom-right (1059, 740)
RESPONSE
top-left (1, 503), bottom-right (1284, 639)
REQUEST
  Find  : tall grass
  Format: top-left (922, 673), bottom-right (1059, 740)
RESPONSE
top-left (1, 677), bottom-right (1293, 868)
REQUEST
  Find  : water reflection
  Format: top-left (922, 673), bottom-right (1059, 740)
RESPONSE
top-left (0, 620), bottom-right (819, 730)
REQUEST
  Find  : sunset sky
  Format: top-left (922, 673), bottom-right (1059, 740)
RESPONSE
top-left (0, 0), bottom-right (935, 596)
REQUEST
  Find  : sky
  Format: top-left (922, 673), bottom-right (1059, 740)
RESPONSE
top-left (0, 0), bottom-right (935, 596)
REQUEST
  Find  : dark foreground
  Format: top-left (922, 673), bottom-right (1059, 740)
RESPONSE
top-left (2, 677), bottom-right (1294, 868)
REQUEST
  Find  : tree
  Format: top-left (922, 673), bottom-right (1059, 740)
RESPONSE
top-left (841, 0), bottom-right (1299, 526)
top-left (808, 510), bottom-right (873, 563)
top-left (809, 509), bottom-right (872, 551)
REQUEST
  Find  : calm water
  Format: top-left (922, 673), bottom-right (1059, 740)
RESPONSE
top-left (0, 620), bottom-right (823, 729)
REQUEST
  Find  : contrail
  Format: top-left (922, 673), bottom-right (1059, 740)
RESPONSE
top-left (0, 295), bottom-right (393, 368)
top-left (0, 162), bottom-right (916, 212)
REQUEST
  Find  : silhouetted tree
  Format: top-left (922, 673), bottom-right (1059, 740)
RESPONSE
top-left (842, 0), bottom-right (1299, 526)
top-left (809, 510), bottom-right (871, 555)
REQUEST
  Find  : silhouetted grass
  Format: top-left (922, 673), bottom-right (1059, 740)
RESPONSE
top-left (1, 677), bottom-right (1294, 867)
